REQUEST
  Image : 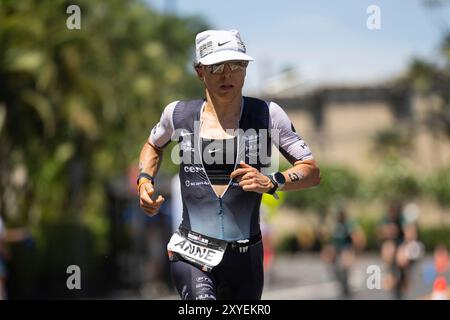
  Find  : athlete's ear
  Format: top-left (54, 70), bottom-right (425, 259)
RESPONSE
top-left (195, 65), bottom-right (204, 80)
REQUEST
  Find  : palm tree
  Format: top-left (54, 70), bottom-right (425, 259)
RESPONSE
top-left (0, 0), bottom-right (208, 297)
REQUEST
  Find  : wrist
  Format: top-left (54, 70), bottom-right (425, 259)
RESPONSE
top-left (137, 172), bottom-right (155, 193)
top-left (137, 178), bottom-right (153, 194)
top-left (265, 174), bottom-right (278, 194)
top-left (137, 172), bottom-right (155, 185)
top-left (271, 172), bottom-right (286, 191)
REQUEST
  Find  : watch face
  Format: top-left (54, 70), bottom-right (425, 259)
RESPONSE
top-left (274, 172), bottom-right (286, 185)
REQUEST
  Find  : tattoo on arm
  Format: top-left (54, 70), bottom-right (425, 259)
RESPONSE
top-left (288, 171), bottom-right (304, 182)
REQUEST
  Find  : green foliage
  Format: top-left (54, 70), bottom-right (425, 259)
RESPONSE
top-left (276, 218), bottom-right (450, 253)
top-left (419, 226), bottom-right (450, 251)
top-left (369, 159), bottom-right (422, 202)
top-left (406, 58), bottom-right (440, 92)
top-left (372, 127), bottom-right (413, 159)
top-left (425, 165), bottom-right (450, 207)
top-left (0, 0), bottom-right (208, 227)
top-left (357, 218), bottom-right (380, 251)
top-left (285, 164), bottom-right (359, 212)
top-left (0, 0), bottom-right (210, 296)
top-left (405, 32), bottom-right (450, 138)
top-left (283, 159), bottom-right (422, 214)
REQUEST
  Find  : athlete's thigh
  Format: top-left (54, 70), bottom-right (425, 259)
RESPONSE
top-left (216, 242), bottom-right (264, 300)
top-left (170, 259), bottom-right (217, 300)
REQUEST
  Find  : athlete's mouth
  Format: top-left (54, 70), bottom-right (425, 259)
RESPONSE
top-left (220, 84), bottom-right (234, 90)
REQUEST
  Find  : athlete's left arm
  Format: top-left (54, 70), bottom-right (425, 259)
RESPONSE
top-left (268, 101), bottom-right (320, 191)
top-left (231, 159), bottom-right (320, 193)
top-left (279, 159), bottom-right (320, 191)
top-left (231, 102), bottom-right (320, 193)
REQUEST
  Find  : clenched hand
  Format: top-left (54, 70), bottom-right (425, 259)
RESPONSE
top-left (139, 182), bottom-right (165, 216)
top-left (230, 161), bottom-right (273, 193)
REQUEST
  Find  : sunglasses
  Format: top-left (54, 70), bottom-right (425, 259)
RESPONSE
top-left (205, 61), bottom-right (249, 74)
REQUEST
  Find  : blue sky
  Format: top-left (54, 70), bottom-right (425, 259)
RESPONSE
top-left (147, 0), bottom-right (450, 93)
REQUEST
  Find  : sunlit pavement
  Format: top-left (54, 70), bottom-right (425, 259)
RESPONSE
top-left (261, 253), bottom-right (450, 300)
top-left (111, 253), bottom-right (449, 300)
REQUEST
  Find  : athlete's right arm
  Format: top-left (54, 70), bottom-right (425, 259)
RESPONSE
top-left (138, 101), bottom-right (178, 216)
top-left (138, 141), bottom-right (165, 216)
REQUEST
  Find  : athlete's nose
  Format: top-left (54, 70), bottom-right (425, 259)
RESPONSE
top-left (223, 63), bottom-right (233, 76)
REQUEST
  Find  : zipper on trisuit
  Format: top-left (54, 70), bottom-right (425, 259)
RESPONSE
top-left (197, 99), bottom-right (243, 241)
top-left (218, 196), bottom-right (224, 239)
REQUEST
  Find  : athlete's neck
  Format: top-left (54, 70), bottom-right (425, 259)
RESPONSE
top-left (204, 91), bottom-right (242, 121)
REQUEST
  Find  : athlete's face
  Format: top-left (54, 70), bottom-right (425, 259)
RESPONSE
top-left (196, 60), bottom-right (247, 101)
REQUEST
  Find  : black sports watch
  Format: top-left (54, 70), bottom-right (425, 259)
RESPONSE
top-left (271, 172), bottom-right (286, 189)
top-left (266, 172), bottom-right (286, 196)
top-left (266, 174), bottom-right (278, 195)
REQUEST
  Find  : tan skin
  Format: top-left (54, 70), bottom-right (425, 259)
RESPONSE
top-left (138, 61), bottom-right (321, 216)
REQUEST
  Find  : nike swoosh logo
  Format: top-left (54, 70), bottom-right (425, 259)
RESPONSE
top-left (218, 41), bottom-right (231, 47)
top-left (208, 149), bottom-right (221, 154)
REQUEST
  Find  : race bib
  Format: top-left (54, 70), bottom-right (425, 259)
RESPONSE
top-left (167, 230), bottom-right (227, 272)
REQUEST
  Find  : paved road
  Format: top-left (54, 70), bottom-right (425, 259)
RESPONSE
top-left (111, 253), bottom-right (450, 300)
top-left (261, 253), bottom-right (449, 300)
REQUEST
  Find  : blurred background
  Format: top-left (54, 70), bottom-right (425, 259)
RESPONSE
top-left (1, 0), bottom-right (450, 300)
